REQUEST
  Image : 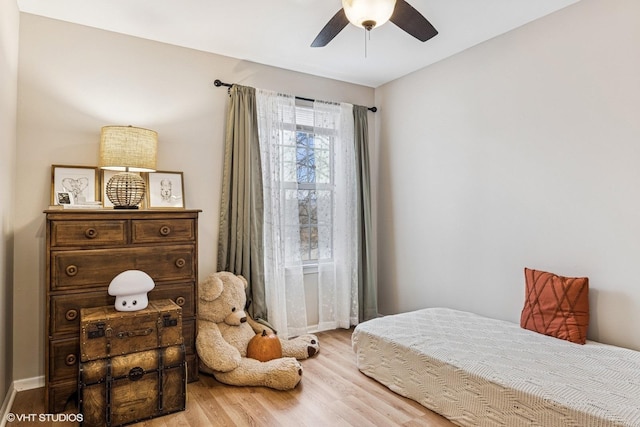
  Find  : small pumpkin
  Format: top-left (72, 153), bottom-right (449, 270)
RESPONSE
top-left (247, 329), bottom-right (282, 362)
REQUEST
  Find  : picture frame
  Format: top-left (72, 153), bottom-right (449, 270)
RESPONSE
top-left (101, 169), bottom-right (116, 208)
top-left (146, 171), bottom-right (185, 209)
top-left (56, 191), bottom-right (74, 206)
top-left (51, 165), bottom-right (99, 205)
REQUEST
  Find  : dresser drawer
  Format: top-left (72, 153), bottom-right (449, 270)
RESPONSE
top-left (50, 292), bottom-right (112, 337)
top-left (152, 283), bottom-right (195, 318)
top-left (50, 283), bottom-right (195, 337)
top-left (132, 219), bottom-right (195, 244)
top-left (186, 353), bottom-right (198, 383)
top-left (51, 246), bottom-right (195, 290)
top-left (47, 380), bottom-right (79, 414)
top-left (49, 337), bottom-right (79, 382)
top-left (183, 318), bottom-right (195, 355)
top-left (50, 220), bottom-right (127, 247)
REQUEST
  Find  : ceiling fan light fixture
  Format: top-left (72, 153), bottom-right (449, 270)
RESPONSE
top-left (342, 0), bottom-right (397, 30)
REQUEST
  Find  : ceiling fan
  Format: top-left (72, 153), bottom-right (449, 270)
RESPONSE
top-left (311, 0), bottom-right (438, 47)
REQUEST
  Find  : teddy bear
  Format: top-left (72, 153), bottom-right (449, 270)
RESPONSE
top-left (196, 271), bottom-right (319, 390)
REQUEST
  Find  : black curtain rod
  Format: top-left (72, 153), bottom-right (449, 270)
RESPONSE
top-left (214, 79), bottom-right (377, 113)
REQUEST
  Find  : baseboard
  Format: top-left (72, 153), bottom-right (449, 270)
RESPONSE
top-left (13, 376), bottom-right (44, 392)
top-left (0, 383), bottom-right (16, 427)
top-left (0, 376), bottom-right (44, 427)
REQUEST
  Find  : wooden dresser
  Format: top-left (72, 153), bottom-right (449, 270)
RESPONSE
top-left (44, 209), bottom-right (200, 413)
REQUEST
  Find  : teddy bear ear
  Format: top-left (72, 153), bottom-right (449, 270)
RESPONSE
top-left (200, 273), bottom-right (224, 301)
top-left (237, 275), bottom-right (248, 290)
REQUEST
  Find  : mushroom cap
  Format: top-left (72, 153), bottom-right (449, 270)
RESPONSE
top-left (108, 270), bottom-right (155, 296)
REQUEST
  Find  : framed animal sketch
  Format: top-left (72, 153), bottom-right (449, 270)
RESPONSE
top-left (51, 165), bottom-right (99, 205)
top-left (146, 171), bottom-right (185, 209)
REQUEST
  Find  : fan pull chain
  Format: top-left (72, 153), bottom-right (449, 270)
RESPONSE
top-left (364, 28), bottom-right (369, 58)
top-left (364, 30), bottom-right (371, 58)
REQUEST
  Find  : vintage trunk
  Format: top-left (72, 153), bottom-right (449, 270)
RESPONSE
top-left (79, 345), bottom-right (186, 426)
top-left (80, 299), bottom-right (183, 361)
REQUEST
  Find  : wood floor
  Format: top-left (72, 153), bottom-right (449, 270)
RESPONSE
top-left (8, 328), bottom-right (456, 426)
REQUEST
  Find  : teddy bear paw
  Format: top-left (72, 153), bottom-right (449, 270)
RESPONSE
top-left (266, 358), bottom-right (302, 390)
top-left (281, 334), bottom-right (320, 359)
top-left (301, 334), bottom-right (320, 358)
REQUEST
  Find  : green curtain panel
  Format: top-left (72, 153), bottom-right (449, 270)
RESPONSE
top-left (217, 85), bottom-right (267, 320)
top-left (353, 105), bottom-right (379, 322)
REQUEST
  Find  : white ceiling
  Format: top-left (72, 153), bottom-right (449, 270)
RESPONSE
top-left (17, 0), bottom-right (580, 88)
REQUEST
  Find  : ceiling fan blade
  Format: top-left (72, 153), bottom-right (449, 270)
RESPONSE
top-left (390, 0), bottom-right (438, 42)
top-left (311, 9), bottom-right (350, 47)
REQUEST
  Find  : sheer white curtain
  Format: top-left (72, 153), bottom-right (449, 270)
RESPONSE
top-left (256, 90), bottom-right (358, 337)
top-left (256, 89), bottom-right (308, 338)
top-left (315, 101), bottom-right (359, 331)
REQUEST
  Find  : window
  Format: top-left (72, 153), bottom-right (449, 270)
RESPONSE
top-left (281, 100), bottom-right (334, 263)
top-left (257, 88), bottom-right (359, 336)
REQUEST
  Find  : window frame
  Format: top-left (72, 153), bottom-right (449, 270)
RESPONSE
top-left (282, 100), bottom-right (336, 268)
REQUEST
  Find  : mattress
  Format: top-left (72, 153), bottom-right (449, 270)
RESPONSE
top-left (352, 308), bottom-right (640, 427)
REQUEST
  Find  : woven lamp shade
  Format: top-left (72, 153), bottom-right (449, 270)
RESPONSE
top-left (100, 126), bottom-right (157, 172)
top-left (100, 126), bottom-right (158, 209)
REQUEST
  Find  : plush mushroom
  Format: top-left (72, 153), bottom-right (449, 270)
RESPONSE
top-left (108, 270), bottom-right (155, 311)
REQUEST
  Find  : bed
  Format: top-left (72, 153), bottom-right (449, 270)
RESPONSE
top-left (352, 308), bottom-right (640, 427)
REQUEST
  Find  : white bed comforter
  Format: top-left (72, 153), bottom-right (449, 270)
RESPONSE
top-left (352, 308), bottom-right (640, 427)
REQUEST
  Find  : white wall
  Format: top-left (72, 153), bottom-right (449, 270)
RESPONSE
top-left (376, 0), bottom-right (640, 351)
top-left (0, 0), bottom-right (19, 405)
top-left (15, 13), bottom-right (374, 380)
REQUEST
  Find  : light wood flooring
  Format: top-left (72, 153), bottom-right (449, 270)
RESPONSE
top-left (8, 328), bottom-right (455, 426)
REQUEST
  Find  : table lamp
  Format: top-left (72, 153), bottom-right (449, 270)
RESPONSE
top-left (99, 125), bottom-right (158, 209)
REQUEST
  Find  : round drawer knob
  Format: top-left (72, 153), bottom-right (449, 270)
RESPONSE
top-left (84, 228), bottom-right (98, 239)
top-left (175, 258), bottom-right (186, 268)
top-left (65, 354), bottom-right (77, 366)
top-left (65, 265), bottom-right (78, 276)
top-left (65, 309), bottom-right (78, 321)
top-left (159, 226), bottom-right (171, 236)
top-left (175, 296), bottom-right (186, 306)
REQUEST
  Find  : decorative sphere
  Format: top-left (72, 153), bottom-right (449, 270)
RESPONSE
top-left (106, 172), bottom-right (146, 208)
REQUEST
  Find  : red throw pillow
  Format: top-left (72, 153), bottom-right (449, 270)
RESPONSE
top-left (520, 268), bottom-right (589, 344)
